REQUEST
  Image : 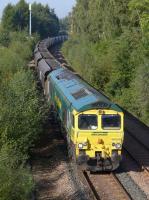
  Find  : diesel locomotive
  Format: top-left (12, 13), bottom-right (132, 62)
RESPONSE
top-left (34, 36), bottom-right (124, 171)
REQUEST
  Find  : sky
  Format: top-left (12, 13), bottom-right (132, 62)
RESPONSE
top-left (0, 0), bottom-right (76, 19)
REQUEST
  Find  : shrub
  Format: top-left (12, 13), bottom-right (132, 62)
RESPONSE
top-left (0, 145), bottom-right (34, 200)
top-left (0, 70), bottom-right (45, 154)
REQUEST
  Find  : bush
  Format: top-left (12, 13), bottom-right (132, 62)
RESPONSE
top-left (0, 48), bottom-right (25, 79)
top-left (0, 145), bottom-right (34, 200)
top-left (0, 28), bottom-right (46, 199)
top-left (0, 28), bottom-right (10, 47)
top-left (9, 41), bottom-right (32, 61)
top-left (0, 70), bottom-right (45, 154)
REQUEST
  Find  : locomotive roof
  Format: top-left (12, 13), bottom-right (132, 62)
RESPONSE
top-left (49, 68), bottom-right (122, 112)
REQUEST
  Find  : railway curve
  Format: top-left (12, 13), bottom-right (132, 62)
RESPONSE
top-left (33, 36), bottom-right (149, 200)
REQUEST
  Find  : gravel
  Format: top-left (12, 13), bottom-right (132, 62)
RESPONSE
top-left (115, 167), bottom-right (148, 200)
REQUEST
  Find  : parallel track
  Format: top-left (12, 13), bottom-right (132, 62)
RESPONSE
top-left (83, 170), bottom-right (132, 200)
top-left (123, 147), bottom-right (149, 176)
top-left (124, 129), bottom-right (149, 173)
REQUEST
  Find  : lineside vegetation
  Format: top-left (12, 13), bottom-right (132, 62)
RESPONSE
top-left (0, 0), bottom-right (62, 198)
top-left (0, 30), bottom-right (47, 199)
top-left (0, 1), bottom-right (54, 198)
top-left (62, 0), bottom-right (149, 126)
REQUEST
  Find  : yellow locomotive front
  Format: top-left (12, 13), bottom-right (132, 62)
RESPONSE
top-left (71, 109), bottom-right (124, 171)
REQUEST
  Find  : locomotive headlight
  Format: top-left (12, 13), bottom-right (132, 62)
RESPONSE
top-left (78, 143), bottom-right (83, 149)
top-left (115, 143), bottom-right (121, 149)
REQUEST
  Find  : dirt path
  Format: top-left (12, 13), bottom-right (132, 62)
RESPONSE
top-left (31, 113), bottom-right (90, 200)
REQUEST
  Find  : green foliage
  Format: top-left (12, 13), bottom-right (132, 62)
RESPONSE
top-left (14, 0), bottom-right (28, 31)
top-left (133, 59), bottom-right (149, 123)
top-left (0, 30), bottom-right (37, 79)
top-left (63, 0), bottom-right (149, 125)
top-left (2, 0), bottom-right (28, 32)
top-left (0, 145), bottom-right (33, 200)
top-left (2, 0), bottom-right (60, 38)
top-left (62, 37), bottom-right (111, 90)
top-left (10, 41), bottom-right (32, 61)
top-left (72, 0), bottom-right (131, 42)
top-left (0, 31), bottom-right (35, 82)
top-left (0, 47), bottom-right (25, 80)
top-left (10, 31), bottom-right (40, 50)
top-left (0, 28), bottom-right (46, 199)
top-left (2, 4), bottom-right (16, 31)
top-left (0, 70), bottom-right (44, 154)
top-left (59, 16), bottom-right (70, 34)
top-left (0, 27), bottom-right (11, 47)
top-left (31, 3), bottom-right (60, 38)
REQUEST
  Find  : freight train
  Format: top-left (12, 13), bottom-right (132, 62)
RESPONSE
top-left (34, 36), bottom-right (124, 171)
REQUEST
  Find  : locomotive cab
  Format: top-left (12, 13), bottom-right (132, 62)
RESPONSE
top-left (72, 109), bottom-right (124, 171)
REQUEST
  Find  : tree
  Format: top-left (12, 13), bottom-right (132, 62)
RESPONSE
top-left (2, 4), bottom-right (15, 30)
top-left (71, 0), bottom-right (89, 36)
top-left (134, 58), bottom-right (149, 123)
top-left (14, 0), bottom-right (28, 31)
top-left (2, 0), bottom-right (60, 38)
top-left (59, 16), bottom-right (70, 34)
top-left (31, 3), bottom-right (59, 38)
top-left (62, 0), bottom-right (149, 125)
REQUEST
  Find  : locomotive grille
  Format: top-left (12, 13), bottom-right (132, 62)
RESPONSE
top-left (72, 88), bottom-right (90, 99)
top-left (91, 101), bottom-right (111, 108)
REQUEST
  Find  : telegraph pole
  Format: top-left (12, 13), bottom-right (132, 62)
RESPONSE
top-left (29, 3), bottom-right (32, 36)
